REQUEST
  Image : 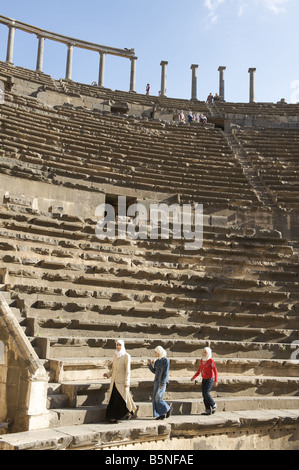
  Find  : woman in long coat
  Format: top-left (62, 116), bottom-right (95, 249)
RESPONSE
top-left (147, 346), bottom-right (172, 420)
top-left (104, 339), bottom-right (137, 422)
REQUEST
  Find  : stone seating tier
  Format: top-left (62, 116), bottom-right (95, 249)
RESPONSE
top-left (0, 201), bottom-right (298, 439)
top-left (0, 92), bottom-right (262, 211)
top-left (214, 101), bottom-right (299, 117)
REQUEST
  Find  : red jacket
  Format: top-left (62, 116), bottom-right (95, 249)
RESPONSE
top-left (192, 358), bottom-right (218, 382)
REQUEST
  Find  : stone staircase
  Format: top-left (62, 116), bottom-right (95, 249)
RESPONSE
top-left (233, 128), bottom-right (299, 211)
top-left (224, 132), bottom-right (278, 211)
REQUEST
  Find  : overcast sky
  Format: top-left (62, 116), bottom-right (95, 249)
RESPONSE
top-left (0, 0), bottom-right (298, 103)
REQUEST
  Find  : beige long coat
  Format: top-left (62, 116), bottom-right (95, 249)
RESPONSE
top-left (106, 352), bottom-right (137, 414)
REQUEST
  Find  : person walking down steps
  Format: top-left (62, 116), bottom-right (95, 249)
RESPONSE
top-left (104, 339), bottom-right (137, 423)
top-left (191, 347), bottom-right (218, 415)
top-left (148, 346), bottom-right (173, 420)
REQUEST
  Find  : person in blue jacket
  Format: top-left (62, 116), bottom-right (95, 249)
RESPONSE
top-left (147, 346), bottom-right (173, 420)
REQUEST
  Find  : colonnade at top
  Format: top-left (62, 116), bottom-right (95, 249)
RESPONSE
top-left (0, 14), bottom-right (257, 103)
top-left (0, 14), bottom-right (137, 92)
top-left (189, 64), bottom-right (257, 103)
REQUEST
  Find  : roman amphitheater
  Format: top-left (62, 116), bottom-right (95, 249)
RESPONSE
top-left (0, 14), bottom-right (298, 450)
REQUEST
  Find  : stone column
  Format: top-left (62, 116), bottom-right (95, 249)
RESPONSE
top-left (218, 66), bottom-right (226, 101)
top-left (36, 36), bottom-right (45, 72)
top-left (6, 23), bottom-right (16, 64)
top-left (190, 64), bottom-right (199, 100)
top-left (130, 56), bottom-right (137, 92)
top-left (160, 61), bottom-right (168, 97)
top-left (248, 68), bottom-right (256, 103)
top-left (65, 43), bottom-right (74, 80)
top-left (98, 52), bottom-right (106, 87)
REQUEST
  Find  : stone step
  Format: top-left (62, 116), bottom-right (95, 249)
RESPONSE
top-left (23, 297), bottom-right (297, 321)
top-left (6, 262), bottom-right (296, 294)
top-left (7, 269), bottom-right (296, 302)
top-left (2, 247), bottom-right (298, 290)
top-left (48, 396), bottom-right (299, 427)
top-left (46, 357), bottom-right (299, 383)
top-left (59, 376), bottom-right (299, 407)
top-left (25, 302), bottom-right (299, 328)
top-left (24, 306), bottom-right (299, 330)
top-left (25, 316), bottom-right (299, 343)
top-left (0, 212), bottom-right (293, 249)
top-left (1, 409), bottom-right (299, 450)
top-left (47, 393), bottom-right (69, 409)
top-left (0, 215), bottom-right (296, 260)
top-left (34, 335), bottom-right (295, 360)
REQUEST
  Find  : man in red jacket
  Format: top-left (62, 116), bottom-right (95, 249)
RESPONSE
top-left (191, 347), bottom-right (218, 415)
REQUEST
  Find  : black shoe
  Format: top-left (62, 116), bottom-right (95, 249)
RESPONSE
top-left (155, 415), bottom-right (166, 420)
top-left (166, 403), bottom-right (173, 418)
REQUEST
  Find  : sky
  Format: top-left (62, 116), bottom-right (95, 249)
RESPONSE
top-left (0, 0), bottom-right (298, 103)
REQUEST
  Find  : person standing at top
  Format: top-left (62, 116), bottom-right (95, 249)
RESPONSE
top-left (104, 339), bottom-right (137, 422)
top-left (191, 347), bottom-right (218, 415)
top-left (207, 92), bottom-right (214, 104)
top-left (148, 346), bottom-right (173, 420)
top-left (146, 83), bottom-right (151, 95)
top-left (206, 92), bottom-right (214, 104)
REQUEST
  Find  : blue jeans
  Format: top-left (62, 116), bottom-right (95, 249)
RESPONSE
top-left (202, 378), bottom-right (215, 411)
top-left (152, 382), bottom-right (170, 418)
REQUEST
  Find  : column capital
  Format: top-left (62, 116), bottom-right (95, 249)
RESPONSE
top-left (248, 67), bottom-right (256, 73)
top-left (190, 64), bottom-right (199, 69)
top-left (160, 60), bottom-right (168, 66)
top-left (218, 66), bottom-right (226, 72)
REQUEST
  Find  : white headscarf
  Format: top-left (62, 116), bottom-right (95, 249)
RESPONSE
top-left (115, 339), bottom-right (126, 358)
top-left (155, 345), bottom-right (167, 359)
top-left (202, 347), bottom-right (212, 362)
